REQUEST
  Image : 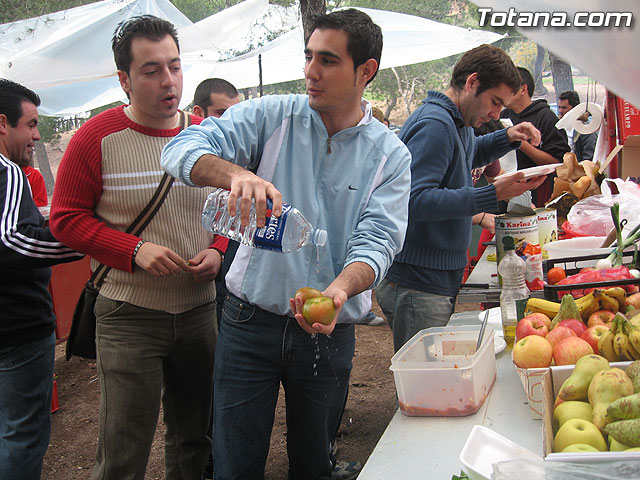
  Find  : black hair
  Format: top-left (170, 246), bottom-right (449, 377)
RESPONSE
top-left (0, 78), bottom-right (40, 127)
top-left (193, 78), bottom-right (239, 110)
top-left (559, 90), bottom-right (580, 108)
top-left (516, 67), bottom-right (535, 98)
top-left (450, 44), bottom-right (520, 96)
top-left (306, 9), bottom-right (383, 85)
top-left (112, 15), bottom-right (179, 74)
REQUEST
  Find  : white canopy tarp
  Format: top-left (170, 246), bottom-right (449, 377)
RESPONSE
top-left (470, 0), bottom-right (640, 108)
top-left (1, 0), bottom-right (503, 116)
top-left (183, 7), bottom-right (504, 92)
top-left (0, 0), bottom-right (273, 115)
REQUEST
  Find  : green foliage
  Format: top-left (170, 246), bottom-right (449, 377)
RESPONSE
top-left (451, 471), bottom-right (469, 480)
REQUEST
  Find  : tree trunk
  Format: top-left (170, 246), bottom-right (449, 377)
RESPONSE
top-left (549, 53), bottom-right (574, 103)
top-left (533, 45), bottom-right (548, 96)
top-left (299, 0), bottom-right (326, 42)
top-left (34, 141), bottom-right (55, 196)
top-left (384, 96), bottom-right (397, 120)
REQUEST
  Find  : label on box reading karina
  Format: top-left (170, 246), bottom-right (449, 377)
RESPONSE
top-left (254, 200), bottom-right (292, 252)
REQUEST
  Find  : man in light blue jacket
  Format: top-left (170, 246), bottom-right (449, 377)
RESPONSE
top-left (161, 9), bottom-right (411, 480)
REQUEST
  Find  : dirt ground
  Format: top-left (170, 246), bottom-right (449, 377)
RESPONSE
top-left (41, 299), bottom-right (479, 479)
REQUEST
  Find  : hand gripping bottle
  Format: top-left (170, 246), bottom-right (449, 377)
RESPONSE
top-left (202, 188), bottom-right (327, 253)
top-left (498, 235), bottom-right (530, 349)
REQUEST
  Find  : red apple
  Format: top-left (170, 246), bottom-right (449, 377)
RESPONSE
top-left (545, 326), bottom-right (576, 349)
top-left (525, 312), bottom-right (551, 330)
top-left (515, 315), bottom-right (550, 341)
top-left (513, 335), bottom-right (553, 368)
top-left (587, 310), bottom-right (616, 328)
top-left (625, 292), bottom-right (640, 312)
top-left (553, 336), bottom-right (594, 366)
top-left (555, 318), bottom-right (587, 337)
top-left (580, 325), bottom-right (611, 355)
top-left (302, 296), bottom-right (336, 326)
top-left (294, 286), bottom-right (323, 304)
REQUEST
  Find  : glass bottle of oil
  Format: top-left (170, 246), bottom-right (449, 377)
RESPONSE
top-left (498, 235), bottom-right (529, 348)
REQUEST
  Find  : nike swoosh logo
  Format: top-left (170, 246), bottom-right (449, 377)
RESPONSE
top-left (348, 185), bottom-right (358, 191)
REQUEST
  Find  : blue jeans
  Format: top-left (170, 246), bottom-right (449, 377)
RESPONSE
top-left (0, 332), bottom-right (55, 480)
top-left (92, 296), bottom-right (216, 480)
top-left (375, 279), bottom-right (454, 352)
top-left (214, 294), bottom-right (355, 480)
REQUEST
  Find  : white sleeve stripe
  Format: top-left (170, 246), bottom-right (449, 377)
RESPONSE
top-left (1, 154), bottom-right (77, 258)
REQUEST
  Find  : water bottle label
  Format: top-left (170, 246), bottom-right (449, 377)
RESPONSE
top-left (254, 200), bottom-right (292, 252)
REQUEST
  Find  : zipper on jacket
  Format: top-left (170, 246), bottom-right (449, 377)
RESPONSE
top-left (326, 137), bottom-right (332, 154)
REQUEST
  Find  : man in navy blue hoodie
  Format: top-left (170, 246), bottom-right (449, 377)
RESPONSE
top-left (0, 79), bottom-right (83, 480)
top-left (376, 45), bottom-right (547, 352)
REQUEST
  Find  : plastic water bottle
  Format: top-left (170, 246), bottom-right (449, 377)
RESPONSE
top-left (202, 188), bottom-right (327, 253)
top-left (498, 235), bottom-right (530, 349)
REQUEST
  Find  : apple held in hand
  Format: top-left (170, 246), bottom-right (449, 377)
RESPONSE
top-left (580, 324), bottom-right (610, 355)
top-left (515, 314), bottom-right (550, 341)
top-left (553, 418), bottom-right (607, 452)
top-left (294, 287), bottom-right (323, 304)
top-left (555, 318), bottom-right (587, 337)
top-left (302, 296), bottom-right (336, 326)
top-left (545, 325), bottom-right (576, 349)
top-left (513, 335), bottom-right (553, 368)
top-left (553, 336), bottom-right (594, 366)
top-left (587, 310), bottom-right (615, 328)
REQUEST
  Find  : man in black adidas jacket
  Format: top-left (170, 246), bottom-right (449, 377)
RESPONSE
top-left (0, 79), bottom-right (83, 480)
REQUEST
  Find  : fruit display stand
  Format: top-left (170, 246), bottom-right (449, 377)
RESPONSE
top-left (358, 312), bottom-right (542, 480)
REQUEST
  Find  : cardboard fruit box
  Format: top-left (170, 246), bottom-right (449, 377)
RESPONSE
top-left (541, 361), bottom-right (640, 463)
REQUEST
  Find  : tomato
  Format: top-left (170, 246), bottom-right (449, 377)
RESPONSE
top-left (547, 266), bottom-right (567, 285)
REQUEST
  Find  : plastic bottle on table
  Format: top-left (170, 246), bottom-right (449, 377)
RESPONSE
top-left (202, 188), bottom-right (327, 253)
top-left (498, 235), bottom-right (530, 349)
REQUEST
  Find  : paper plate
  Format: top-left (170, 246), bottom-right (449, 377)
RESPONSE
top-left (498, 164), bottom-right (561, 181)
top-left (494, 334), bottom-right (506, 355)
top-left (459, 425), bottom-right (540, 480)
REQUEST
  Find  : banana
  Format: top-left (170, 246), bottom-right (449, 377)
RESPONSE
top-left (604, 287), bottom-right (627, 308)
top-left (599, 329), bottom-right (619, 361)
top-left (624, 318), bottom-right (640, 358)
top-left (598, 317), bottom-right (619, 361)
top-left (577, 292), bottom-right (600, 321)
top-left (596, 290), bottom-right (620, 313)
top-left (614, 330), bottom-right (638, 361)
top-left (526, 297), bottom-right (560, 318)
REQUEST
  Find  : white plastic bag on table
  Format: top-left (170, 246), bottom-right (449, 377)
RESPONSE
top-left (492, 459), bottom-right (640, 480)
top-left (567, 179), bottom-right (640, 236)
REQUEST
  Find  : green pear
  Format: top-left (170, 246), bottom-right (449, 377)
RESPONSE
top-left (556, 355), bottom-right (609, 404)
top-left (604, 419), bottom-right (640, 447)
top-left (553, 418), bottom-right (607, 452)
top-left (562, 443), bottom-right (600, 453)
top-left (553, 401), bottom-right (593, 432)
top-left (608, 435), bottom-right (631, 451)
top-left (625, 360), bottom-right (640, 394)
top-left (588, 368), bottom-right (635, 431)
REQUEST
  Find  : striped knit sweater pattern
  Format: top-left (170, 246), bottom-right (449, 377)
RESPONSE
top-left (51, 106), bottom-right (216, 314)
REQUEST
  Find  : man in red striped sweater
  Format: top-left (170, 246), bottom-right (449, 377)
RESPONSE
top-left (50, 16), bottom-right (226, 480)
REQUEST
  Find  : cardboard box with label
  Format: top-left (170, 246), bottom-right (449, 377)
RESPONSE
top-left (615, 98), bottom-right (640, 184)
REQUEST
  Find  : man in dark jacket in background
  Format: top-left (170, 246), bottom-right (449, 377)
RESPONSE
top-left (501, 67), bottom-right (570, 206)
top-left (557, 89), bottom-right (598, 162)
top-left (0, 79), bottom-right (83, 480)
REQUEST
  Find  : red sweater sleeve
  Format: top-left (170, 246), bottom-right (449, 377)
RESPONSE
top-left (23, 166), bottom-right (48, 207)
top-left (50, 109), bottom-right (140, 272)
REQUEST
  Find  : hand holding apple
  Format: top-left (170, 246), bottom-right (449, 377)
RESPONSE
top-left (290, 286), bottom-right (345, 335)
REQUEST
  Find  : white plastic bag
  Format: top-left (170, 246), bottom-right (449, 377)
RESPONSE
top-left (567, 179), bottom-right (640, 236)
top-left (492, 459), bottom-right (640, 480)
